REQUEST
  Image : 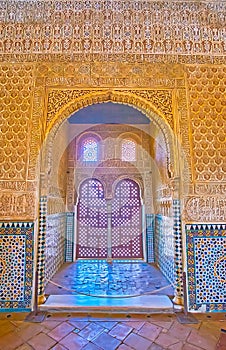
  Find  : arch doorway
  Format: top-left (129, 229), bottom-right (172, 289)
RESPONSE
top-left (37, 99), bottom-right (183, 306)
top-left (76, 178), bottom-right (143, 260)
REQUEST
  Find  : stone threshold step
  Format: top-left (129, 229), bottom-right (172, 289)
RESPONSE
top-left (40, 294), bottom-right (174, 314)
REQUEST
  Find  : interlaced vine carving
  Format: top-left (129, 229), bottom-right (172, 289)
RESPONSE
top-left (0, 1), bottom-right (225, 63)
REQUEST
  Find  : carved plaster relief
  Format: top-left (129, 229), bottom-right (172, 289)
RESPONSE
top-left (186, 65), bottom-right (226, 183)
top-left (0, 1), bottom-right (225, 63)
top-left (0, 192), bottom-right (35, 219)
top-left (0, 64), bottom-right (34, 180)
top-left (184, 196), bottom-right (226, 222)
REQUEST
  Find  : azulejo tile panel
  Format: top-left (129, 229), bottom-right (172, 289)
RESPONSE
top-left (65, 212), bottom-right (74, 262)
top-left (155, 214), bottom-right (175, 285)
top-left (45, 213), bottom-right (66, 286)
top-left (186, 223), bottom-right (226, 312)
top-left (37, 195), bottom-right (47, 296)
top-left (0, 222), bottom-right (34, 311)
top-left (146, 214), bottom-right (155, 263)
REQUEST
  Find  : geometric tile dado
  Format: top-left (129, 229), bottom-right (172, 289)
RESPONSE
top-left (0, 222), bottom-right (34, 311)
top-left (155, 215), bottom-right (175, 286)
top-left (186, 224), bottom-right (226, 312)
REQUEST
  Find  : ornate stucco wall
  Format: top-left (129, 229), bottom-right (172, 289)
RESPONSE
top-left (0, 0), bottom-right (225, 312)
top-left (0, 64), bottom-right (38, 221)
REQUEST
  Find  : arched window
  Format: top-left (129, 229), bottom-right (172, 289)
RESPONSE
top-left (121, 139), bottom-right (136, 161)
top-left (82, 138), bottom-right (98, 162)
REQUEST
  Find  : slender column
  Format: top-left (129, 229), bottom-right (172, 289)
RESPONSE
top-left (172, 177), bottom-right (183, 305)
top-left (142, 204), bottom-right (147, 262)
top-left (73, 205), bottom-right (78, 261)
top-left (37, 173), bottom-right (47, 305)
top-left (106, 199), bottom-right (112, 262)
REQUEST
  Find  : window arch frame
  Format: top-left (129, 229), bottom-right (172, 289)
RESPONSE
top-left (121, 138), bottom-right (137, 162)
top-left (77, 134), bottom-right (100, 163)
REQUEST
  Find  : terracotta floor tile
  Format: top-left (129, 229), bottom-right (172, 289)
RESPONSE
top-left (168, 322), bottom-right (192, 341)
top-left (109, 323), bottom-right (133, 340)
top-left (82, 343), bottom-right (102, 350)
top-left (42, 321), bottom-right (64, 330)
top-left (122, 321), bottom-right (145, 331)
top-left (68, 320), bottom-right (90, 330)
top-left (59, 332), bottom-right (89, 349)
top-left (138, 322), bottom-right (162, 342)
top-left (94, 321), bottom-right (118, 330)
top-left (93, 331), bottom-right (121, 350)
top-left (199, 321), bottom-right (222, 339)
top-left (187, 328), bottom-right (218, 350)
top-left (183, 344), bottom-right (204, 350)
top-left (15, 344), bottom-right (34, 350)
top-left (0, 313), bottom-right (222, 350)
top-left (79, 323), bottom-right (106, 341)
top-left (28, 332), bottom-right (57, 350)
top-left (51, 344), bottom-right (68, 350)
top-left (15, 322), bottom-right (44, 341)
top-left (117, 344), bottom-right (134, 350)
top-left (155, 333), bottom-right (180, 348)
top-left (124, 332), bottom-right (153, 350)
top-left (168, 341), bottom-right (184, 350)
top-left (148, 344), bottom-right (164, 350)
top-left (48, 322), bottom-right (75, 341)
top-left (0, 330), bottom-right (24, 350)
top-left (0, 321), bottom-right (16, 337)
top-left (148, 319), bottom-right (173, 330)
top-left (215, 332), bottom-right (226, 350)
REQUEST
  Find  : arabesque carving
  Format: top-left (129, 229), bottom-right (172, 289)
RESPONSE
top-left (184, 196), bottom-right (226, 222)
top-left (194, 183), bottom-right (226, 196)
top-left (47, 89), bottom-right (173, 129)
top-left (47, 89), bottom-right (103, 125)
top-left (176, 88), bottom-right (192, 183)
top-left (47, 88), bottom-right (174, 129)
top-left (186, 65), bottom-right (226, 183)
top-left (0, 192), bottom-right (35, 219)
top-left (0, 64), bottom-right (33, 180)
top-left (0, 1), bottom-right (225, 64)
top-left (28, 86), bottom-right (45, 180)
top-left (0, 181), bottom-right (37, 191)
top-left (128, 90), bottom-right (173, 128)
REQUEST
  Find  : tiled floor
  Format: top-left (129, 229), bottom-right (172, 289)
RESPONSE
top-left (0, 312), bottom-right (225, 350)
top-left (45, 261), bottom-right (174, 297)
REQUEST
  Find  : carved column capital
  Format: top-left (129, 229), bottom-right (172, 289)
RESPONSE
top-left (170, 176), bottom-right (181, 199)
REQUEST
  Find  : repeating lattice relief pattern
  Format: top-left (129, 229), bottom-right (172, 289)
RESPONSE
top-left (0, 1), bottom-right (225, 60)
top-left (121, 139), bottom-right (136, 162)
top-left (186, 66), bottom-right (226, 182)
top-left (0, 64), bottom-right (33, 180)
top-left (77, 179), bottom-right (107, 258)
top-left (112, 179), bottom-right (143, 259)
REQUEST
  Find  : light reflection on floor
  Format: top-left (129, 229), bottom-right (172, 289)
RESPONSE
top-left (45, 260), bottom-right (174, 297)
